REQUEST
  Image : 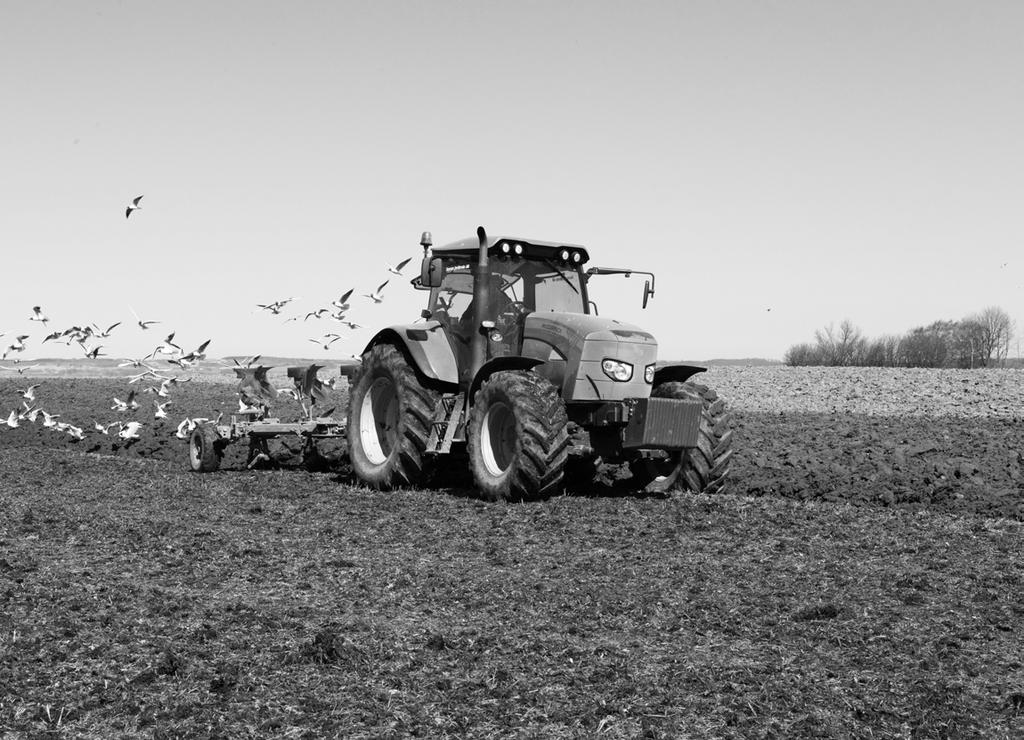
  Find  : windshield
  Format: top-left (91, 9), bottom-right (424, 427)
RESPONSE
top-left (430, 258), bottom-right (586, 320)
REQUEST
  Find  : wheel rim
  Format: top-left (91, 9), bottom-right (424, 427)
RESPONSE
top-left (480, 401), bottom-right (517, 476)
top-left (360, 376), bottom-right (398, 465)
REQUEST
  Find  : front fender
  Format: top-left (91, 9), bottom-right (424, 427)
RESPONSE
top-left (364, 324), bottom-right (459, 387)
top-left (468, 356), bottom-right (544, 402)
top-left (652, 363), bottom-right (706, 386)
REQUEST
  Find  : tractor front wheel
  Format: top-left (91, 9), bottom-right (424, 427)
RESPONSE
top-left (629, 381), bottom-right (733, 494)
top-left (347, 344), bottom-right (439, 490)
top-left (468, 370), bottom-right (569, 501)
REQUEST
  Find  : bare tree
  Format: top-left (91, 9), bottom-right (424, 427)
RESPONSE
top-left (971, 306), bottom-right (1015, 366)
top-left (814, 319), bottom-right (865, 366)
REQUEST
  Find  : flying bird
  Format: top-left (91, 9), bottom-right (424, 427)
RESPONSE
top-left (41, 410), bottom-right (60, 428)
top-left (91, 321), bottom-right (121, 338)
top-left (129, 306), bottom-right (160, 330)
top-left (339, 320), bottom-right (362, 330)
top-left (386, 257), bottom-right (412, 276)
top-left (29, 306), bottom-right (49, 324)
top-left (304, 308), bottom-right (329, 321)
top-left (0, 364), bottom-right (38, 375)
top-left (111, 390), bottom-right (139, 412)
top-left (276, 387), bottom-right (300, 401)
top-left (154, 332), bottom-right (182, 355)
top-left (309, 334), bottom-right (342, 350)
top-left (93, 420), bottom-right (118, 435)
top-left (232, 354), bottom-right (262, 368)
top-left (19, 384), bottom-right (41, 402)
top-left (154, 400), bottom-right (172, 419)
top-left (179, 339), bottom-right (211, 364)
top-left (363, 281), bottom-right (389, 303)
top-left (118, 421), bottom-right (143, 439)
top-left (83, 345), bottom-right (105, 360)
top-left (125, 195), bottom-right (143, 219)
top-left (257, 297), bottom-right (297, 315)
top-left (4, 335), bottom-right (29, 358)
top-left (5, 410), bottom-right (19, 428)
top-left (331, 289), bottom-right (354, 312)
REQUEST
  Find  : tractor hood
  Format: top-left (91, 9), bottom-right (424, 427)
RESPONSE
top-left (521, 312), bottom-right (658, 401)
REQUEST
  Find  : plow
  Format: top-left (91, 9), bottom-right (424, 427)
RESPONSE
top-left (188, 364), bottom-right (350, 472)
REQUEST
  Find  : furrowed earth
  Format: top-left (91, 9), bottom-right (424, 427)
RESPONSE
top-left (2, 366), bottom-right (1023, 737)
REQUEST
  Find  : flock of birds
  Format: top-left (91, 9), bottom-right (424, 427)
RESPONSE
top-left (1, 195), bottom-right (419, 448)
top-left (1, 305), bottom-right (218, 444)
top-left (256, 256), bottom-right (412, 356)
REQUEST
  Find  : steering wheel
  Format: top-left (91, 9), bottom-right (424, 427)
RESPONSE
top-left (495, 301), bottom-right (529, 336)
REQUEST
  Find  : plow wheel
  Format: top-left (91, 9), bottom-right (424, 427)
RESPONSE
top-left (347, 344), bottom-right (439, 490)
top-left (629, 381), bottom-right (733, 494)
top-left (189, 425), bottom-right (222, 473)
top-left (468, 370), bottom-right (569, 502)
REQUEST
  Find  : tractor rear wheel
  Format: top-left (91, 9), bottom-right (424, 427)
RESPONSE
top-left (468, 370), bottom-right (569, 501)
top-left (630, 381), bottom-right (733, 494)
top-left (347, 344), bottom-right (439, 490)
top-left (189, 425), bottom-right (222, 473)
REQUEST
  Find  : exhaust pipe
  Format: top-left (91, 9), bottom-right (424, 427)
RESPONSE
top-left (469, 225), bottom-right (490, 382)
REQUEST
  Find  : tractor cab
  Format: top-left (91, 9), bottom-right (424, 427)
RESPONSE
top-left (414, 235), bottom-right (591, 375)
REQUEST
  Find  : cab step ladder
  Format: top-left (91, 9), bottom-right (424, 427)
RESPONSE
top-left (426, 393), bottom-right (464, 454)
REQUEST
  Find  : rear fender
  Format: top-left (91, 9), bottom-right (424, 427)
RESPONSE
top-left (652, 364), bottom-right (706, 386)
top-left (468, 356), bottom-right (544, 403)
top-left (364, 325), bottom-right (459, 387)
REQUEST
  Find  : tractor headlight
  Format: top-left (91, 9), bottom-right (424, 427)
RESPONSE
top-left (601, 359), bottom-right (633, 382)
top-left (560, 249), bottom-right (570, 261)
top-left (501, 243), bottom-right (511, 254)
top-left (572, 251), bottom-right (581, 263)
top-left (644, 364), bottom-right (655, 384)
top-left (514, 243), bottom-right (524, 255)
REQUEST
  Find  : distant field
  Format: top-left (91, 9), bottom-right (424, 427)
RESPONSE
top-left (1, 366), bottom-right (1023, 737)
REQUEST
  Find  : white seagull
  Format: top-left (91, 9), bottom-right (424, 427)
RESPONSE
top-left (19, 384), bottom-right (41, 402)
top-left (29, 306), bottom-right (49, 324)
top-left (118, 421), bottom-right (143, 439)
top-left (0, 364), bottom-right (38, 375)
top-left (363, 281), bottom-right (388, 303)
top-left (257, 297), bottom-right (297, 315)
top-left (111, 390), bottom-right (139, 412)
top-left (93, 420), bottom-right (118, 435)
top-left (5, 410), bottom-right (19, 428)
top-left (154, 400), bottom-right (172, 419)
top-left (309, 334), bottom-right (342, 350)
top-left (386, 257), bottom-right (412, 276)
top-left (125, 195), bottom-right (143, 219)
top-left (331, 289), bottom-right (354, 312)
top-left (91, 321), bottom-right (121, 338)
top-left (129, 305), bottom-right (160, 330)
top-left (154, 332), bottom-right (182, 356)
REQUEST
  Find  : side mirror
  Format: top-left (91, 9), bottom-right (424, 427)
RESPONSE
top-left (420, 256), bottom-right (444, 288)
top-left (642, 279), bottom-right (654, 309)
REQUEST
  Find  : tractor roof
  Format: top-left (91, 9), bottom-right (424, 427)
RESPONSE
top-left (432, 234), bottom-right (590, 264)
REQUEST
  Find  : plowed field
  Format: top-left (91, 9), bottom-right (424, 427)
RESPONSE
top-left (3, 366), bottom-right (1023, 517)
top-left (2, 367), bottom-right (1023, 737)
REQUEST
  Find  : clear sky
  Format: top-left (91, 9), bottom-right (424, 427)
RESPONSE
top-left (2, 0), bottom-right (1022, 362)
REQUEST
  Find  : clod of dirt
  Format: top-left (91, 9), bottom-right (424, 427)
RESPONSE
top-left (793, 602), bottom-right (841, 621)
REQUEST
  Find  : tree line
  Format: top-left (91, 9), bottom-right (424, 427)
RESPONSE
top-left (784, 306), bottom-right (1017, 368)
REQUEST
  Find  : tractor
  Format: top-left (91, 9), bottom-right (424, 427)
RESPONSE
top-left (347, 227), bottom-right (733, 500)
